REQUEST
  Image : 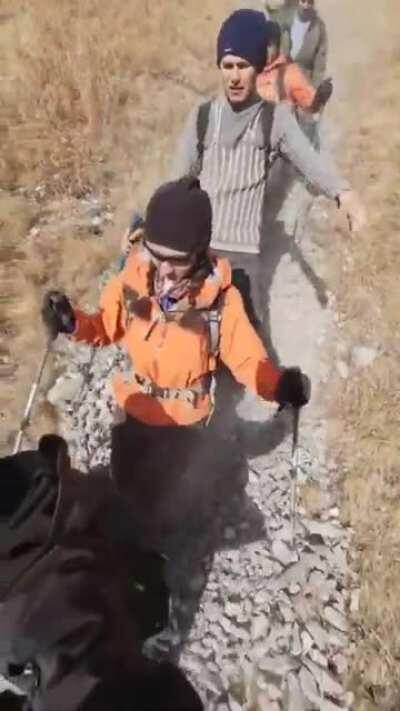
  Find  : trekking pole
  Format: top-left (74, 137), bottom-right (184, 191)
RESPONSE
top-left (289, 406), bottom-right (300, 548)
top-left (13, 338), bottom-right (53, 455)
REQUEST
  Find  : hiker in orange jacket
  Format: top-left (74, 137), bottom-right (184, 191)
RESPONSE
top-left (257, 21), bottom-right (332, 112)
top-left (42, 178), bottom-right (310, 545)
top-left (43, 178), bottom-right (310, 429)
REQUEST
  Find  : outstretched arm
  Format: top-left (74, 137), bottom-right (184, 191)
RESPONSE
top-left (42, 274), bottom-right (126, 347)
top-left (73, 275), bottom-right (126, 346)
top-left (271, 102), bottom-right (366, 232)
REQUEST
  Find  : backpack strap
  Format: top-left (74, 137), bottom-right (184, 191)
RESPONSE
top-left (276, 63), bottom-right (288, 102)
top-left (196, 100), bottom-right (212, 174)
top-left (260, 101), bottom-right (276, 175)
top-left (207, 304), bottom-right (221, 360)
top-left (204, 290), bottom-right (225, 363)
top-left (201, 289), bottom-right (225, 425)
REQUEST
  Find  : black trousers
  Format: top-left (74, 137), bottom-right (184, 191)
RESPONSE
top-left (212, 249), bottom-right (270, 430)
top-left (213, 249), bottom-right (264, 331)
top-left (110, 415), bottom-right (246, 553)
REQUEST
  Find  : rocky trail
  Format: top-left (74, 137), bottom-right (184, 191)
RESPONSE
top-left (2, 0), bottom-right (385, 706)
top-left (42, 176), bottom-right (357, 710)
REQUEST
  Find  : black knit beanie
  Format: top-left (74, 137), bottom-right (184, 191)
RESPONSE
top-left (217, 9), bottom-right (270, 72)
top-left (145, 177), bottom-right (212, 254)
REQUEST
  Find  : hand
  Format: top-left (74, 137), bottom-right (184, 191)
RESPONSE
top-left (337, 190), bottom-right (366, 233)
top-left (41, 291), bottom-right (76, 340)
top-left (312, 77), bottom-right (333, 111)
top-left (276, 367), bottom-right (311, 408)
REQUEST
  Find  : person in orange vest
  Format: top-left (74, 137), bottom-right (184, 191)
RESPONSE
top-left (257, 21), bottom-right (332, 112)
top-left (42, 177), bottom-right (310, 544)
top-left (257, 20), bottom-right (331, 242)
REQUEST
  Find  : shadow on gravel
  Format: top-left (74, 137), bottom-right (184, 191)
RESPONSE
top-left (237, 406), bottom-right (291, 459)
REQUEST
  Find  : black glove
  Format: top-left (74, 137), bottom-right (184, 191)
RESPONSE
top-left (276, 367), bottom-right (311, 408)
top-left (41, 291), bottom-right (76, 340)
top-left (312, 77), bottom-right (333, 111)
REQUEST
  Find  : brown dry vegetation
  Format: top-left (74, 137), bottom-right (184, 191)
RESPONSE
top-left (2, 1), bottom-right (400, 708)
top-left (328, 2), bottom-right (400, 707)
top-left (0, 0), bottom-right (233, 452)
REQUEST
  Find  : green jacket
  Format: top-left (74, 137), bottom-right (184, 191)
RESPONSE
top-left (280, 11), bottom-right (328, 87)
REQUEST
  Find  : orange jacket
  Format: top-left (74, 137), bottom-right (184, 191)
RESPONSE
top-left (72, 244), bottom-right (281, 426)
top-left (257, 54), bottom-right (316, 110)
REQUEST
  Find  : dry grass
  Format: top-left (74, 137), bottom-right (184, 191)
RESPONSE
top-left (0, 0), bottom-right (233, 452)
top-left (0, 193), bottom-right (117, 451)
top-left (2, 1), bottom-right (400, 707)
top-left (0, 0), bottom-right (224, 196)
top-left (327, 5), bottom-right (400, 707)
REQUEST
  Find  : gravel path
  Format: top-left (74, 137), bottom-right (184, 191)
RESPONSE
top-left (41, 171), bottom-right (358, 711)
top-left (0, 1), bottom-right (378, 707)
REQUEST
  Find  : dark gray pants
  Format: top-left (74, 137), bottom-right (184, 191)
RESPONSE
top-left (211, 249), bottom-right (270, 432)
top-left (213, 249), bottom-right (264, 331)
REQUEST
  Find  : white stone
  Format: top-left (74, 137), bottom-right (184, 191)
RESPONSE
top-left (324, 606), bottom-right (348, 633)
top-left (350, 588), bottom-right (360, 614)
top-left (283, 673), bottom-right (307, 711)
top-left (328, 506), bottom-right (340, 518)
top-left (47, 373), bottom-right (84, 406)
top-left (309, 648), bottom-right (328, 668)
top-left (300, 630), bottom-right (314, 655)
top-left (331, 652), bottom-right (348, 676)
top-left (290, 623), bottom-right (303, 657)
top-left (280, 604), bottom-right (295, 624)
top-left (257, 654), bottom-right (299, 682)
top-left (305, 520), bottom-right (344, 541)
top-left (336, 359), bottom-right (350, 379)
top-left (289, 583), bottom-right (301, 595)
top-left (224, 602), bottom-right (242, 619)
top-left (351, 345), bottom-right (379, 369)
top-left (251, 615), bottom-right (270, 640)
top-left (299, 666), bottom-right (321, 705)
top-left (266, 683), bottom-right (282, 701)
top-left (306, 621), bottom-right (331, 650)
top-left (227, 696), bottom-right (241, 711)
top-left (304, 660), bottom-right (345, 701)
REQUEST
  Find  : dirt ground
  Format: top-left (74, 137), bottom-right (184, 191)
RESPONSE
top-left (1, 1), bottom-right (400, 708)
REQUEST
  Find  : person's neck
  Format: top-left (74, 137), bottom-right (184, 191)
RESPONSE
top-left (227, 92), bottom-right (261, 113)
top-left (297, 10), bottom-right (314, 23)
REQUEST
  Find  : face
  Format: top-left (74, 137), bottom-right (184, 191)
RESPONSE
top-left (144, 240), bottom-right (196, 284)
top-left (298, 0), bottom-right (315, 21)
top-left (220, 54), bottom-right (258, 106)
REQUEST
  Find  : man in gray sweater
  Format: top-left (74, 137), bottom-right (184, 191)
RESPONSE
top-left (171, 9), bottom-right (364, 332)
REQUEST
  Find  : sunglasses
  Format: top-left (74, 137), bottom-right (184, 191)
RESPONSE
top-left (144, 241), bottom-right (194, 266)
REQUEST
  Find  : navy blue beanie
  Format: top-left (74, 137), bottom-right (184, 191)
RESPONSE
top-left (217, 10), bottom-right (269, 72)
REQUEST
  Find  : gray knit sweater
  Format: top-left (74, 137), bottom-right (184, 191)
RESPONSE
top-left (171, 96), bottom-right (348, 254)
